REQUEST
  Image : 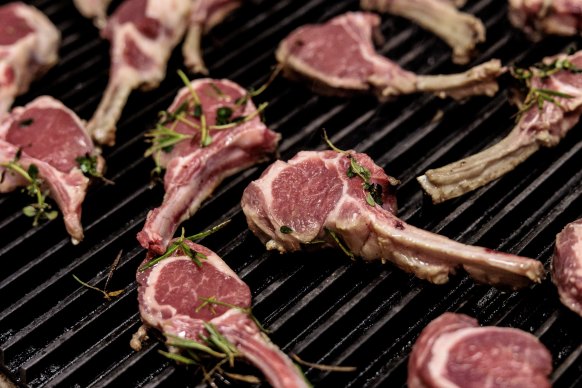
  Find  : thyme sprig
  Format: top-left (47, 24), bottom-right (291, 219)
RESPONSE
top-left (0, 156), bottom-right (58, 225)
top-left (72, 251), bottom-right (125, 300)
top-left (178, 69), bottom-right (210, 147)
top-left (235, 64), bottom-right (282, 106)
top-left (139, 220), bottom-right (230, 271)
top-left (322, 129), bottom-right (383, 207)
top-left (76, 154), bottom-right (114, 184)
top-left (208, 102), bottom-right (268, 131)
top-left (291, 353), bottom-right (357, 372)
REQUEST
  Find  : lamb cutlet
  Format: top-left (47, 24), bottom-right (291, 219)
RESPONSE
top-left (361, 0), bottom-right (485, 64)
top-left (0, 97), bottom-right (105, 243)
top-left (408, 312), bottom-right (552, 388)
top-left (183, 0), bottom-right (242, 74)
top-left (137, 77), bottom-right (279, 254)
top-left (241, 149), bottom-right (545, 289)
top-left (136, 238), bottom-right (309, 387)
top-left (418, 50), bottom-right (582, 204)
top-left (552, 219), bottom-right (582, 317)
top-left (0, 2), bottom-right (60, 114)
top-left (87, 0), bottom-right (191, 146)
top-left (276, 12), bottom-right (503, 101)
top-left (509, 0), bottom-right (582, 40)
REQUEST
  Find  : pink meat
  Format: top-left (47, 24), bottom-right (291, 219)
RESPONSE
top-left (552, 219), bottom-right (582, 317)
top-left (0, 96), bottom-right (104, 243)
top-left (408, 313), bottom-right (552, 388)
top-left (241, 150), bottom-right (545, 289)
top-left (136, 240), bottom-right (309, 388)
top-left (0, 3), bottom-right (60, 114)
top-left (137, 78), bottom-right (280, 254)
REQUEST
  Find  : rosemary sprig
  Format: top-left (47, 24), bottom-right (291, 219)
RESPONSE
top-left (322, 129), bottom-right (383, 207)
top-left (72, 274), bottom-right (124, 300)
top-left (195, 296), bottom-right (267, 333)
top-left (0, 158), bottom-right (58, 225)
top-left (166, 334), bottom-right (227, 359)
top-left (235, 64), bottom-right (283, 106)
top-left (139, 221), bottom-right (230, 271)
top-left (291, 353), bottom-right (357, 372)
top-left (144, 124), bottom-right (193, 157)
top-left (519, 87), bottom-right (574, 116)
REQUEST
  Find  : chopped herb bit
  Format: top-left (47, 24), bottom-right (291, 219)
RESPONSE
top-left (291, 353), bottom-right (357, 372)
top-left (363, 182), bottom-right (383, 206)
top-left (72, 274), bottom-right (124, 300)
top-left (280, 225), bottom-right (293, 234)
top-left (208, 102), bottom-right (268, 131)
top-left (193, 104), bottom-right (202, 118)
top-left (139, 221), bottom-right (230, 271)
top-left (18, 118), bottom-right (34, 127)
top-left (215, 106), bottom-right (234, 125)
top-left (75, 154), bottom-right (113, 184)
top-left (0, 158), bottom-right (58, 225)
top-left (325, 228), bottom-right (354, 259)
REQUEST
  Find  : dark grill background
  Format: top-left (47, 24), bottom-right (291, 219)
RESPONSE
top-left (1, 0), bottom-right (582, 386)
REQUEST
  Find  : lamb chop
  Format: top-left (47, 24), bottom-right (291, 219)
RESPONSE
top-left (408, 312), bottom-right (552, 388)
top-left (417, 50), bottom-right (582, 203)
top-left (0, 96), bottom-right (105, 244)
top-left (275, 12), bottom-right (503, 101)
top-left (509, 0), bottom-right (582, 41)
top-left (136, 77), bottom-right (280, 254)
top-left (241, 149), bottom-right (545, 289)
top-left (360, 0), bottom-right (485, 64)
top-left (136, 239), bottom-right (309, 387)
top-left (182, 0), bottom-right (242, 74)
top-left (0, 2), bottom-right (60, 114)
top-left (87, 0), bottom-right (191, 146)
top-left (552, 219), bottom-right (582, 317)
top-left (73, 0), bottom-right (112, 28)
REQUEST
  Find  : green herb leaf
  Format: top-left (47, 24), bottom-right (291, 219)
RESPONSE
top-left (27, 164), bottom-right (39, 180)
top-left (158, 350), bottom-right (198, 365)
top-left (280, 225), bottom-right (293, 234)
top-left (18, 118), bottom-right (34, 127)
top-left (325, 228), bottom-right (354, 259)
top-left (215, 106), bottom-right (234, 125)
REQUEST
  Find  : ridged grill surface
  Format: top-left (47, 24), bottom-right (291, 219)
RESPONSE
top-left (1, 0), bottom-right (582, 387)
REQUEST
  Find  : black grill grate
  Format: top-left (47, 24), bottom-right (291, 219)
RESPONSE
top-left (1, 0), bottom-right (582, 386)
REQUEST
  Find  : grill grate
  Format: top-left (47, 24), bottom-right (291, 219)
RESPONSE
top-left (1, 0), bottom-right (582, 386)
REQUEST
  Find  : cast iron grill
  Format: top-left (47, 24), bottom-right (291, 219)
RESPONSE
top-left (1, 0), bottom-right (581, 386)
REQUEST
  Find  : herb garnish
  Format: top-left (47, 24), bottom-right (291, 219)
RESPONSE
top-left (235, 64), bottom-right (283, 106)
top-left (0, 155), bottom-right (58, 225)
top-left (325, 228), bottom-right (354, 259)
top-left (518, 87), bottom-right (574, 117)
top-left (145, 124), bottom-right (193, 157)
top-left (178, 69), bottom-right (210, 147)
top-left (72, 251), bottom-right (125, 300)
top-left (139, 220), bottom-right (230, 271)
top-left (76, 154), bottom-right (114, 184)
top-left (18, 118), bottom-right (34, 127)
top-left (215, 107), bottom-right (233, 125)
top-left (322, 129), bottom-right (383, 207)
top-left (195, 296), bottom-right (267, 332)
top-left (209, 102), bottom-right (268, 131)
top-left (291, 353), bottom-right (357, 372)
top-left (280, 225), bottom-right (293, 234)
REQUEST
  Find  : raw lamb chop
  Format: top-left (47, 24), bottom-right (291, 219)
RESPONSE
top-left (73, 0), bottom-right (112, 28)
top-left (87, 0), bottom-right (191, 146)
top-left (552, 219), bottom-right (582, 317)
top-left (408, 312), bottom-right (552, 388)
top-left (275, 12), bottom-right (503, 101)
top-left (417, 50), bottom-right (582, 203)
top-left (241, 150), bottom-right (545, 289)
top-left (137, 78), bottom-right (280, 254)
top-left (0, 3), bottom-right (60, 114)
top-left (182, 0), bottom-right (242, 74)
top-left (360, 0), bottom-right (485, 64)
top-left (509, 0), bottom-right (582, 41)
top-left (136, 239), bottom-right (309, 387)
top-left (0, 96), bottom-right (105, 243)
